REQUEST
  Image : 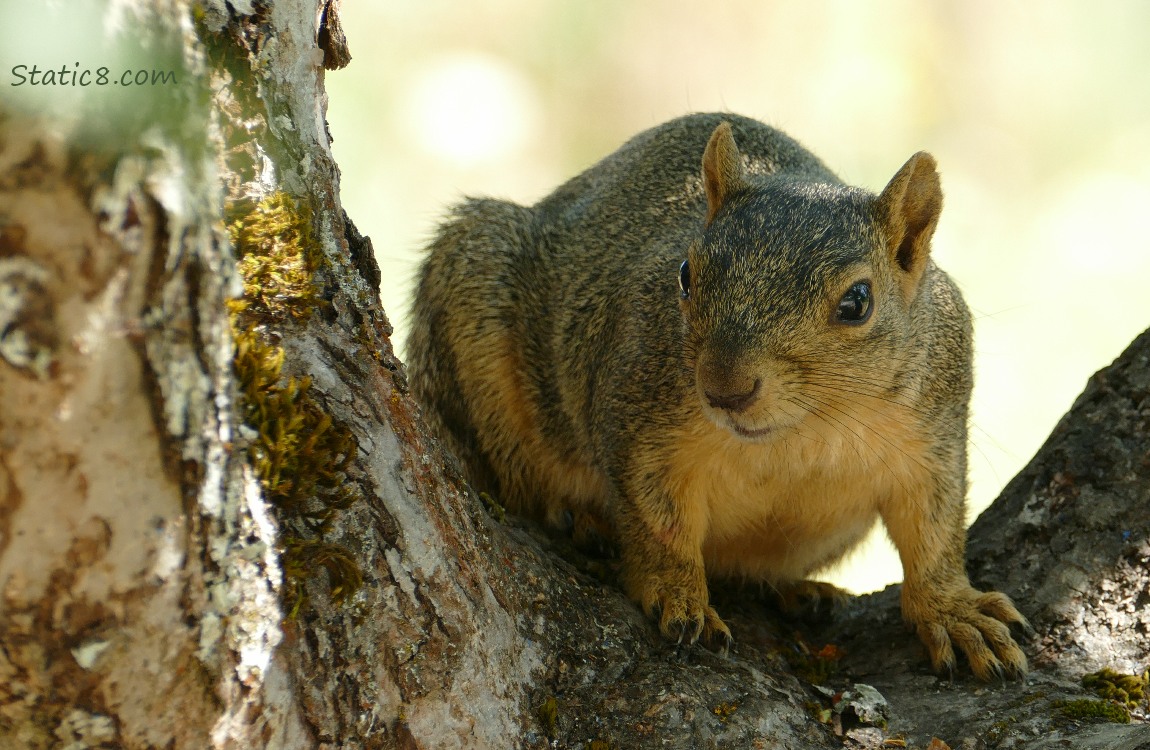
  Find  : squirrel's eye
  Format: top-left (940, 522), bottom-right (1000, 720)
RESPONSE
top-left (678, 259), bottom-right (691, 299)
top-left (835, 281), bottom-right (873, 324)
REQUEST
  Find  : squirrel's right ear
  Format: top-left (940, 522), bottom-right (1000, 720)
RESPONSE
top-left (702, 122), bottom-right (748, 226)
top-left (875, 151), bottom-right (943, 301)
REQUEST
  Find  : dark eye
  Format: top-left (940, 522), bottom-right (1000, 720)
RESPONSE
top-left (678, 259), bottom-right (691, 299)
top-left (835, 281), bottom-right (873, 324)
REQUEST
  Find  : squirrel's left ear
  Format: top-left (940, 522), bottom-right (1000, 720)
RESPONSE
top-left (702, 122), bottom-right (748, 226)
top-left (875, 152), bottom-right (942, 300)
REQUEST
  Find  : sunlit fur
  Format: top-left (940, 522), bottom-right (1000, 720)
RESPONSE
top-left (409, 113), bottom-right (1029, 680)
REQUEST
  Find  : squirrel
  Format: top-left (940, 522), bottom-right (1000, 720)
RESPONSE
top-left (408, 112), bottom-right (1030, 680)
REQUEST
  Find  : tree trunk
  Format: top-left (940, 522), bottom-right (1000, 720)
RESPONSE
top-left (0, 2), bottom-right (1146, 749)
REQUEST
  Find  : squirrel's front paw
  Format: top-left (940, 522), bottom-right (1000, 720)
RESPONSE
top-left (626, 566), bottom-right (732, 653)
top-left (903, 584), bottom-right (1031, 681)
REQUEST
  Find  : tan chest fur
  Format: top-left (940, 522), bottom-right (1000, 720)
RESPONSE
top-left (666, 401), bottom-right (934, 583)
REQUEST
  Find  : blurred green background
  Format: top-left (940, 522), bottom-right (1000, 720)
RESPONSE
top-left (326, 1), bottom-right (1150, 593)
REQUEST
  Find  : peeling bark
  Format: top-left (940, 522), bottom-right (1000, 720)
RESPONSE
top-left (1, 2), bottom-right (1147, 749)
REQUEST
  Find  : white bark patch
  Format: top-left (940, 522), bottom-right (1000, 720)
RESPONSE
top-left (0, 257), bottom-right (56, 378)
top-left (366, 414), bottom-right (545, 746)
top-left (54, 709), bottom-right (118, 749)
top-left (70, 640), bottom-right (111, 671)
top-left (0, 119), bottom-right (218, 747)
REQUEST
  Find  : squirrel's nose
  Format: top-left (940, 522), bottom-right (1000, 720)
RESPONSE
top-left (705, 377), bottom-right (761, 413)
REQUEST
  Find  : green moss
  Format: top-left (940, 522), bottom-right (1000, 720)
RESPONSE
top-left (536, 696), bottom-right (558, 739)
top-left (1082, 668), bottom-right (1148, 709)
top-left (478, 491), bottom-right (506, 523)
top-left (234, 327), bottom-right (357, 519)
top-left (227, 192), bottom-right (323, 321)
top-left (283, 538), bottom-right (363, 615)
top-left (228, 192), bottom-right (361, 613)
top-left (1053, 698), bottom-right (1130, 725)
top-left (232, 325), bottom-right (362, 611)
top-left (983, 717), bottom-right (1016, 746)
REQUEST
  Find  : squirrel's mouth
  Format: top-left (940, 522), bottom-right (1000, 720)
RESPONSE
top-left (699, 404), bottom-right (782, 439)
top-left (720, 410), bottom-right (807, 442)
top-left (727, 421), bottom-right (775, 441)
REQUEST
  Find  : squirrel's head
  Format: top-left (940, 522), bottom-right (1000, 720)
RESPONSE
top-left (679, 121), bottom-right (944, 442)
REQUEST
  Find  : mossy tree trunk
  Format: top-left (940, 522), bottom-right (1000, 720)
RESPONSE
top-left (0, 1), bottom-right (546, 747)
top-left (1, 2), bottom-right (1147, 749)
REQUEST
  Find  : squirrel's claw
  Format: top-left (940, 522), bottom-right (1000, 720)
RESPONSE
top-left (703, 613), bottom-right (734, 657)
top-left (907, 585), bottom-right (1029, 682)
top-left (633, 562), bottom-right (730, 651)
top-left (647, 592), bottom-right (731, 655)
top-left (673, 614), bottom-right (704, 646)
top-left (919, 621), bottom-right (957, 677)
top-left (981, 590), bottom-right (1038, 642)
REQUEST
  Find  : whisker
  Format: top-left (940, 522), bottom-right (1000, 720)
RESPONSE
top-left (792, 392), bottom-right (923, 508)
top-left (799, 389), bottom-right (934, 473)
top-left (786, 396), bottom-right (855, 454)
top-left (792, 393), bottom-right (912, 477)
top-left (797, 377), bottom-right (999, 477)
top-left (796, 363), bottom-right (1015, 475)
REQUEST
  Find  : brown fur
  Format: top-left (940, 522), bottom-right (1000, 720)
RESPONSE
top-left (408, 113), bottom-right (1029, 679)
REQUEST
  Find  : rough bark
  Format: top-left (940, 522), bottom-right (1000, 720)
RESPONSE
top-left (0, 2), bottom-right (1146, 749)
top-left (0, 3), bottom-right (310, 747)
